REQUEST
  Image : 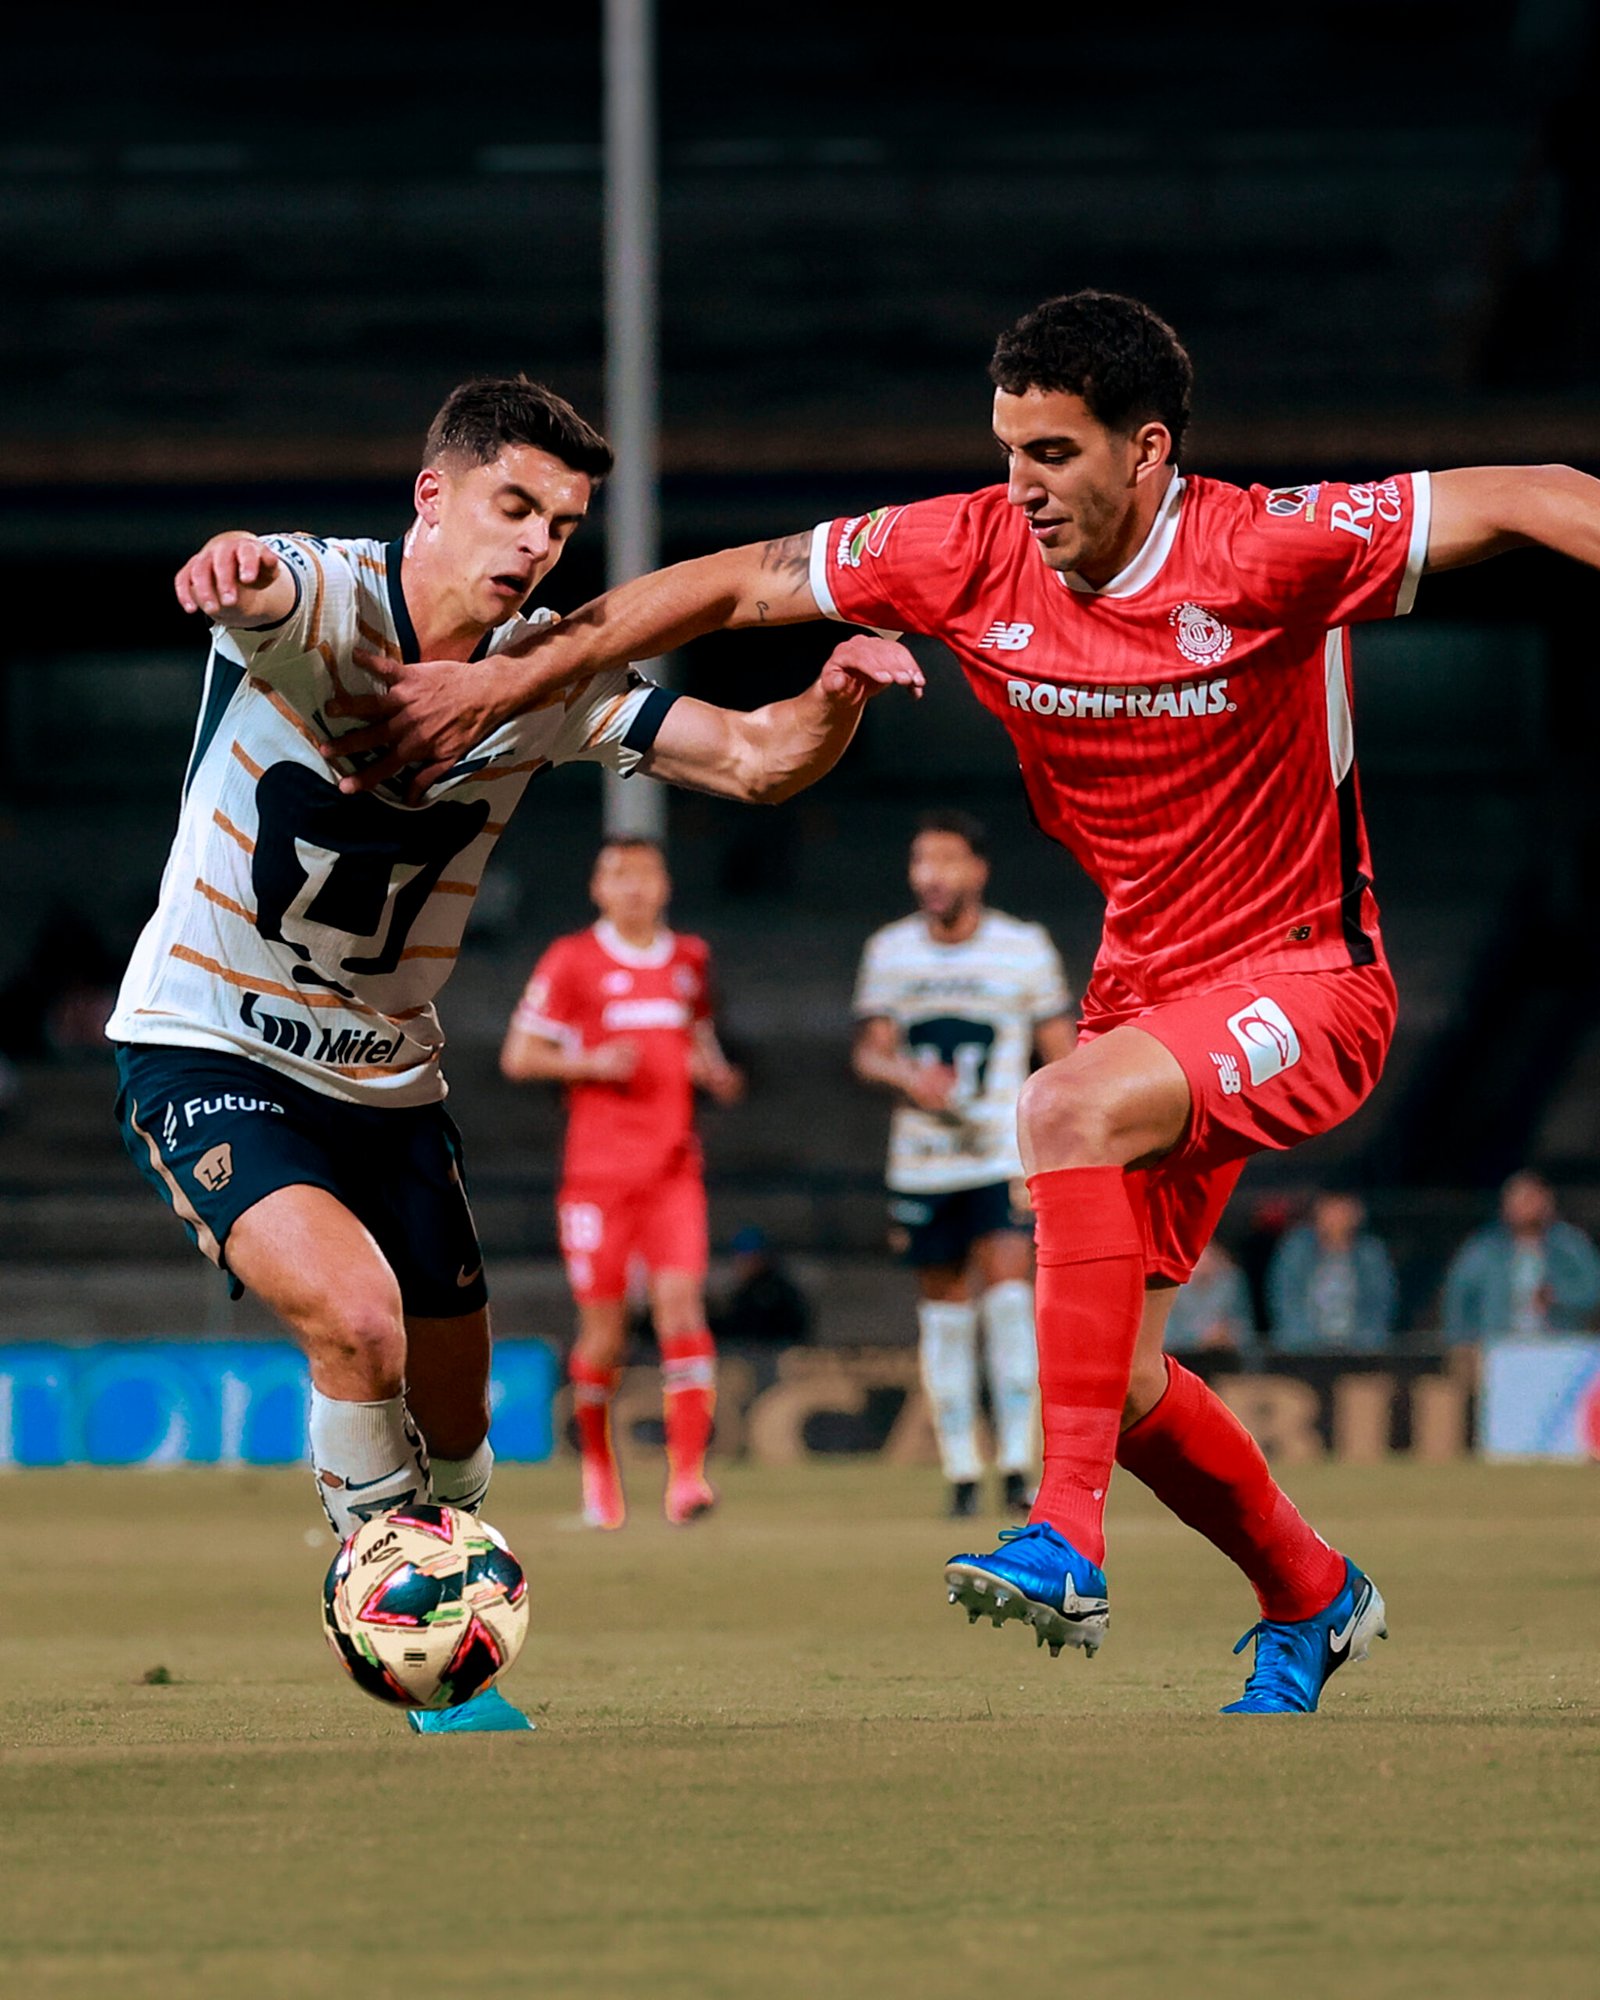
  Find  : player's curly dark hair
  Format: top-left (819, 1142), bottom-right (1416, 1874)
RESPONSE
top-left (990, 292), bottom-right (1193, 464)
top-left (425, 375), bottom-right (614, 481)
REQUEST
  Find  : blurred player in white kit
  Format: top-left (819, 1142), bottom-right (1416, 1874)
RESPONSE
top-left (853, 813), bottom-right (1075, 1517)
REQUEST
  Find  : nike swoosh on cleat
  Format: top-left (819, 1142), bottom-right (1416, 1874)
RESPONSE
top-left (342, 1464), bottom-right (415, 1493)
top-left (1328, 1581), bottom-right (1373, 1657)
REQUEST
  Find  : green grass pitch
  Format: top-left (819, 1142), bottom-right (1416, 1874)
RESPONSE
top-left (2, 1458), bottom-right (1597, 1999)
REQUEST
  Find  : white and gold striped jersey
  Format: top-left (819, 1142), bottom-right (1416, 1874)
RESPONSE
top-left (852, 909), bottom-right (1072, 1194)
top-left (108, 533), bottom-right (677, 1107)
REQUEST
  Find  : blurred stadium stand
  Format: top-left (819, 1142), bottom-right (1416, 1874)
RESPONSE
top-left (2, 5), bottom-right (1598, 1342)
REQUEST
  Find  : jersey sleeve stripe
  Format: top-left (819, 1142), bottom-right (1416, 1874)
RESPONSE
top-left (436, 880), bottom-right (475, 895)
top-left (247, 676), bottom-right (322, 748)
top-left (808, 522), bottom-right (843, 620)
top-left (194, 878), bottom-right (256, 923)
top-left (211, 809), bottom-right (256, 855)
top-left (230, 740), bottom-right (265, 780)
top-left (397, 945), bottom-right (459, 962)
top-left (583, 690), bottom-right (633, 747)
top-left (356, 616), bottom-right (392, 653)
top-left (1395, 470), bottom-right (1431, 617)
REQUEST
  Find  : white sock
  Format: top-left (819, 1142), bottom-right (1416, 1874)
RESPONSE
top-left (431, 1439), bottom-right (494, 1513)
top-left (981, 1279), bottom-right (1038, 1476)
top-left (917, 1299), bottom-right (982, 1483)
top-left (309, 1390), bottom-right (431, 1540)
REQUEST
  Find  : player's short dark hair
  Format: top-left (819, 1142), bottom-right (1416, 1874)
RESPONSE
top-left (424, 376), bottom-right (614, 481)
top-left (914, 810), bottom-right (988, 860)
top-left (990, 291), bottom-right (1193, 464)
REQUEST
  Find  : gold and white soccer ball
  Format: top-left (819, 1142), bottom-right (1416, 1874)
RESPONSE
top-left (321, 1504), bottom-right (530, 1709)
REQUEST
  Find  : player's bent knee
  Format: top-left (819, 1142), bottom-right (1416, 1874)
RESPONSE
top-left (1017, 1064), bottom-right (1121, 1167)
top-left (304, 1297), bottom-right (407, 1387)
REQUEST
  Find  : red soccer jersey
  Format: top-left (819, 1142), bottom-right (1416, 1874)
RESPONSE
top-left (811, 472), bottom-right (1430, 1014)
top-left (515, 921), bottom-right (713, 1184)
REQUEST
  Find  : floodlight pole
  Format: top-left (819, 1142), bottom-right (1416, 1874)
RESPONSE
top-left (602, 0), bottom-right (666, 842)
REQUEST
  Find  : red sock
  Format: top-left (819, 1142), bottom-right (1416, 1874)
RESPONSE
top-left (569, 1355), bottom-right (621, 1469)
top-left (659, 1329), bottom-right (716, 1482)
top-left (1116, 1357), bottom-right (1346, 1620)
top-left (1027, 1165), bottom-right (1147, 1566)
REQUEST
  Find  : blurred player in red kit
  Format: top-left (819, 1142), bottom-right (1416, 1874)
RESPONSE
top-left (333, 290), bottom-right (1600, 1712)
top-left (501, 837), bottom-right (742, 1529)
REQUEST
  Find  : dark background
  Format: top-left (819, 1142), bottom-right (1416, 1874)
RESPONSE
top-left (3, 4), bottom-right (1598, 1334)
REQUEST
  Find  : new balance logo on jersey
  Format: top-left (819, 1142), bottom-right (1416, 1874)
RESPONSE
top-left (1210, 1052), bottom-right (1243, 1096)
top-left (1006, 676), bottom-right (1235, 720)
top-left (1226, 996), bottom-right (1302, 1086)
top-left (979, 621), bottom-right (1034, 652)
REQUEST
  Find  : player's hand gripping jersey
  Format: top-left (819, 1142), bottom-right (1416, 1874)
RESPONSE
top-left (108, 535), bottom-right (676, 1105)
top-left (812, 474), bottom-right (1430, 1013)
top-left (513, 921), bottom-right (713, 1185)
top-left (853, 910), bottom-right (1070, 1195)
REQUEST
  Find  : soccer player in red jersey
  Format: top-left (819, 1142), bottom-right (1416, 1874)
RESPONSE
top-left (328, 291), bottom-right (1600, 1711)
top-left (501, 837), bottom-right (742, 1529)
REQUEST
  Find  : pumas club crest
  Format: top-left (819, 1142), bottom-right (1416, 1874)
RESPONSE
top-left (1169, 602), bottom-right (1233, 666)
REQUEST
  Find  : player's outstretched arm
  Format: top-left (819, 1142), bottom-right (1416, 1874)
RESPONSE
top-left (499, 1027), bottom-right (637, 1087)
top-left (639, 634), bottom-right (922, 806)
top-left (174, 532), bottom-right (296, 627)
top-left (1426, 465), bottom-right (1600, 573)
top-left (326, 534), bottom-right (824, 798)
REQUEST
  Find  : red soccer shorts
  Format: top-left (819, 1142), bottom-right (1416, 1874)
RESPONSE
top-left (556, 1168), bottom-right (710, 1305)
top-left (1079, 962), bottom-right (1397, 1284)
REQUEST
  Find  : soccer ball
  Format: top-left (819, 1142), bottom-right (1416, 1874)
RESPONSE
top-left (321, 1503), bottom-right (530, 1709)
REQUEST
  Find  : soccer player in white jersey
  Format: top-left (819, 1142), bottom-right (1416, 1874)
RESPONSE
top-left (109, 376), bottom-right (921, 1733)
top-left (853, 812), bottom-right (1075, 1518)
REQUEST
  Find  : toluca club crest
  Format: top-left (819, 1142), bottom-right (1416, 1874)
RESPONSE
top-left (1169, 601), bottom-right (1234, 666)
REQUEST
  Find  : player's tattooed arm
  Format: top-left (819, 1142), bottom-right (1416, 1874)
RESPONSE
top-left (1426, 464), bottom-right (1600, 573)
top-left (326, 536), bottom-right (825, 801)
top-left (174, 531), bottom-right (297, 628)
top-left (640, 633), bottom-right (923, 806)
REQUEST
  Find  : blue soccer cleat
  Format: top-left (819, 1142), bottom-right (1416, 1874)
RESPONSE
top-left (406, 1685), bottom-right (536, 1736)
top-left (1222, 1558), bottom-right (1388, 1715)
top-left (944, 1522), bottom-right (1110, 1658)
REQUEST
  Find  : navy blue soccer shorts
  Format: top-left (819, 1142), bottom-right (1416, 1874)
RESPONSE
top-left (886, 1179), bottom-right (1029, 1270)
top-left (113, 1043), bottom-right (489, 1317)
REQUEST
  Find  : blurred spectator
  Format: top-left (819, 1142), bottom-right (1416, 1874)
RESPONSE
top-left (710, 1226), bottom-right (813, 1346)
top-left (1235, 1191), bottom-right (1295, 1334)
top-left (1442, 1171), bottom-right (1600, 1343)
top-left (1268, 1193), bottom-right (1398, 1351)
top-left (1164, 1242), bottom-right (1255, 1356)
